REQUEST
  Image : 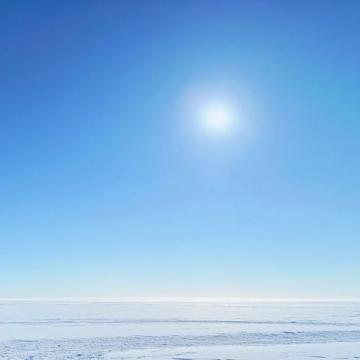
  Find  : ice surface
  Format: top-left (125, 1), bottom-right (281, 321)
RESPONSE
top-left (0, 301), bottom-right (359, 359)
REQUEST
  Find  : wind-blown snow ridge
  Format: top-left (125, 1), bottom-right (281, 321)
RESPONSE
top-left (1, 330), bottom-right (360, 359)
top-left (0, 318), bottom-right (356, 326)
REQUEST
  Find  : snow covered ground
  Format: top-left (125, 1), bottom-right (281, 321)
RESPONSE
top-left (0, 300), bottom-right (359, 359)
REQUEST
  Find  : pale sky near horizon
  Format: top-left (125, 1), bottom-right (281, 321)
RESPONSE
top-left (1, 0), bottom-right (359, 299)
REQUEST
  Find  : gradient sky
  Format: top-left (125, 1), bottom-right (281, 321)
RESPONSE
top-left (1, 0), bottom-right (359, 299)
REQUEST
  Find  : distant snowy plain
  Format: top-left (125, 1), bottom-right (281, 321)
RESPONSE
top-left (0, 301), bottom-right (359, 359)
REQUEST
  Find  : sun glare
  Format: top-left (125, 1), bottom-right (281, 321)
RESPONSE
top-left (196, 102), bottom-right (236, 138)
top-left (183, 88), bottom-right (248, 144)
top-left (201, 103), bottom-right (234, 135)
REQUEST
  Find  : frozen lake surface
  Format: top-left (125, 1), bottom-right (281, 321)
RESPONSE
top-left (0, 300), bottom-right (359, 359)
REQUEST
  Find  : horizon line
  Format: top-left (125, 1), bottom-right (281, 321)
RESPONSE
top-left (1, 296), bottom-right (360, 303)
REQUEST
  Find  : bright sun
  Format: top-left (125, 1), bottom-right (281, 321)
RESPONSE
top-left (200, 103), bottom-right (234, 136)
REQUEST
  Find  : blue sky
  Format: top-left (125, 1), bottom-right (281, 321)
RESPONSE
top-left (1, 0), bottom-right (359, 299)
